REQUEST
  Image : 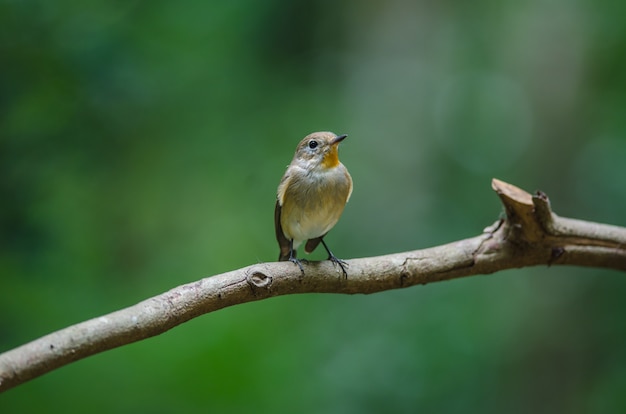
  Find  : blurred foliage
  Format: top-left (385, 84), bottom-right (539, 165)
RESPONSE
top-left (1, 0), bottom-right (626, 413)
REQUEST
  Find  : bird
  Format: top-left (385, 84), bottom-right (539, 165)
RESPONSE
top-left (274, 131), bottom-right (353, 276)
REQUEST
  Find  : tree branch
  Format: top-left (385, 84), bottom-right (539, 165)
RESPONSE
top-left (1, 179), bottom-right (625, 393)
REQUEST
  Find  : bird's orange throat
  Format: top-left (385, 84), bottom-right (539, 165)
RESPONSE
top-left (321, 147), bottom-right (340, 168)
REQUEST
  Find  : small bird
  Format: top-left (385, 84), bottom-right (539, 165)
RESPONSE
top-left (274, 131), bottom-right (353, 276)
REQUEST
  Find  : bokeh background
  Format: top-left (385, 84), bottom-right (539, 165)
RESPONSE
top-left (2, 0), bottom-right (626, 412)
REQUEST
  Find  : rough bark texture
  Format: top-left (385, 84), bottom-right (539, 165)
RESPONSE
top-left (1, 179), bottom-right (625, 393)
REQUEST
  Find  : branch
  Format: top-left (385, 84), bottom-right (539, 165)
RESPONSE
top-left (1, 179), bottom-right (625, 392)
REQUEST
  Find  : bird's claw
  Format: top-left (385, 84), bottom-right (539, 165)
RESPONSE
top-left (328, 255), bottom-right (349, 278)
top-left (288, 256), bottom-right (305, 275)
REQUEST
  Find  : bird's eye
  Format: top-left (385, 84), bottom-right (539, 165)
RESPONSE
top-left (308, 140), bottom-right (318, 149)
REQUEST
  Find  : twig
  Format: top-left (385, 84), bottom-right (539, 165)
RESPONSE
top-left (1, 178), bottom-right (624, 393)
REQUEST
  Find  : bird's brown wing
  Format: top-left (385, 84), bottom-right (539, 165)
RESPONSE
top-left (304, 236), bottom-right (324, 254)
top-left (274, 200), bottom-right (292, 261)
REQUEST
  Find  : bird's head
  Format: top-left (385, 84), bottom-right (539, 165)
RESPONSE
top-left (293, 131), bottom-right (347, 170)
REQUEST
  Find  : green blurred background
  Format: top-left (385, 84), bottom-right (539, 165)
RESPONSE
top-left (2, 0), bottom-right (625, 412)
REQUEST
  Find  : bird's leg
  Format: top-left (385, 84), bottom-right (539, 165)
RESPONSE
top-left (320, 239), bottom-right (348, 278)
top-left (288, 240), bottom-right (305, 274)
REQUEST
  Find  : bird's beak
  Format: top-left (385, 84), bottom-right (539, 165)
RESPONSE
top-left (331, 134), bottom-right (348, 145)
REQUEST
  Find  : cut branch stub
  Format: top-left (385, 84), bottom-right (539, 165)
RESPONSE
top-left (491, 178), bottom-right (548, 243)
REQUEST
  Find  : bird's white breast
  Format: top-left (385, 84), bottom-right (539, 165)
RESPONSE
top-left (279, 164), bottom-right (351, 249)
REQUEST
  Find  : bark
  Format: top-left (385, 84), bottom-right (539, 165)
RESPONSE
top-left (1, 179), bottom-right (624, 393)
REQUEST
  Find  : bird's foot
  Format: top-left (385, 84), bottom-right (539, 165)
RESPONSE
top-left (288, 256), bottom-right (306, 275)
top-left (328, 255), bottom-right (349, 278)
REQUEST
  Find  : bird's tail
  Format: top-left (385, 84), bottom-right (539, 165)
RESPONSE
top-left (278, 249), bottom-right (293, 262)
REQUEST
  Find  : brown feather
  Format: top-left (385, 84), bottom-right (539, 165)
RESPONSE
top-left (274, 200), bottom-right (292, 261)
top-left (304, 236), bottom-right (324, 254)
